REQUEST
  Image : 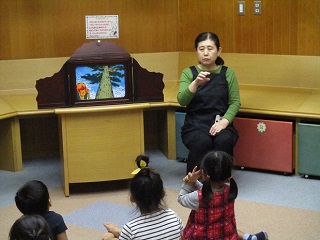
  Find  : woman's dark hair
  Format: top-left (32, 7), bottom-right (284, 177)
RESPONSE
top-left (15, 180), bottom-right (50, 215)
top-left (201, 151), bottom-right (238, 203)
top-left (9, 215), bottom-right (50, 240)
top-left (194, 32), bottom-right (224, 65)
top-left (130, 166), bottom-right (165, 214)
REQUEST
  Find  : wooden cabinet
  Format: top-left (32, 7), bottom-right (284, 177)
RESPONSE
top-left (233, 117), bottom-right (294, 174)
top-left (58, 106), bottom-right (146, 196)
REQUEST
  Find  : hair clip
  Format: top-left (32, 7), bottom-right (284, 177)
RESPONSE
top-left (131, 155), bottom-right (149, 175)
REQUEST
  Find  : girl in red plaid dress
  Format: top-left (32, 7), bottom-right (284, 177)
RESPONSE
top-left (178, 151), bottom-right (268, 240)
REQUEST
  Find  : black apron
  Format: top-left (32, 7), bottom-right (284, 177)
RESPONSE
top-left (182, 66), bottom-right (229, 136)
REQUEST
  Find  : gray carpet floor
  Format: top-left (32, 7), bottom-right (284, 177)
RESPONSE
top-left (1, 150), bottom-right (320, 239)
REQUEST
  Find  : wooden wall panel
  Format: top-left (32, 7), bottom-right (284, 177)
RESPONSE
top-left (298, 0), bottom-right (320, 55)
top-left (0, 0), bottom-right (319, 60)
top-left (234, 0), bottom-right (253, 53)
top-left (178, 0), bottom-right (236, 53)
top-left (257, 1), bottom-right (267, 54)
top-left (178, 0), bottom-right (320, 56)
top-left (0, 1), bottom-right (16, 59)
top-left (0, 0), bottom-right (178, 59)
top-left (272, 0), bottom-right (283, 54)
top-left (289, 0), bottom-right (299, 55)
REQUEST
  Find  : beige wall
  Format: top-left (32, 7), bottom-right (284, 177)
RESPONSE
top-left (0, 53), bottom-right (179, 95)
top-left (1, 53), bottom-right (320, 96)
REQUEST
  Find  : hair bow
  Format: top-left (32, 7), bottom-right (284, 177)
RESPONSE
top-left (131, 155), bottom-right (149, 175)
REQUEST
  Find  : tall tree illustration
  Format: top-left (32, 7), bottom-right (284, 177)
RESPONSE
top-left (81, 64), bottom-right (124, 99)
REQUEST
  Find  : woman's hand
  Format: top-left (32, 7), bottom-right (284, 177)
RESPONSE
top-left (209, 118), bottom-right (229, 135)
top-left (189, 71), bottom-right (211, 93)
top-left (183, 166), bottom-right (202, 185)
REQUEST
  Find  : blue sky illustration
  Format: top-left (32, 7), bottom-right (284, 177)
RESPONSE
top-left (75, 65), bottom-right (125, 99)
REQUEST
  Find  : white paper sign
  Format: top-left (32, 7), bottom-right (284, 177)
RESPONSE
top-left (86, 15), bottom-right (119, 39)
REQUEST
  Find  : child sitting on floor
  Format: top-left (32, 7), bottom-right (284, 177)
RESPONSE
top-left (103, 155), bottom-right (184, 240)
top-left (178, 150), bottom-right (268, 240)
top-left (15, 180), bottom-right (68, 240)
top-left (9, 215), bottom-right (51, 240)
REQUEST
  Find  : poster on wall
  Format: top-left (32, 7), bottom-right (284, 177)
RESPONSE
top-left (85, 15), bottom-right (119, 39)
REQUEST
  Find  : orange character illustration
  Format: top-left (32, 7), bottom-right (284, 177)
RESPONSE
top-left (76, 82), bottom-right (90, 100)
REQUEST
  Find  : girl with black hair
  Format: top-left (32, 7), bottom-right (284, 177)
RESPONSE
top-left (178, 151), bottom-right (268, 240)
top-left (9, 215), bottom-right (50, 240)
top-left (103, 155), bottom-right (183, 240)
top-left (15, 180), bottom-right (68, 240)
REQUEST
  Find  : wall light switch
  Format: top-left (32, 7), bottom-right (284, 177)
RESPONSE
top-left (238, 1), bottom-right (245, 15)
top-left (254, 1), bottom-right (261, 15)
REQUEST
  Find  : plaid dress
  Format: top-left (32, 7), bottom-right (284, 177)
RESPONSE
top-left (182, 184), bottom-right (239, 240)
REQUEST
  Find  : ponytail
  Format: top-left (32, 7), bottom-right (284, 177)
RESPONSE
top-left (201, 179), bottom-right (213, 203)
top-left (216, 56), bottom-right (224, 66)
top-left (227, 178), bottom-right (238, 202)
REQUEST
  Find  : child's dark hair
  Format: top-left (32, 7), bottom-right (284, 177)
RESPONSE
top-left (9, 215), bottom-right (50, 240)
top-left (194, 32), bottom-right (224, 65)
top-left (134, 154), bottom-right (150, 169)
top-left (15, 180), bottom-right (50, 215)
top-left (130, 155), bottom-right (165, 214)
top-left (200, 151), bottom-right (238, 203)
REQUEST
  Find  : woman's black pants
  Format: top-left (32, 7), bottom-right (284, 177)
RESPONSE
top-left (182, 126), bottom-right (238, 174)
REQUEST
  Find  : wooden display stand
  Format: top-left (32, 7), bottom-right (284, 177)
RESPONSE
top-left (36, 41), bottom-right (164, 109)
top-left (34, 41), bottom-right (165, 196)
top-left (57, 105), bottom-right (147, 196)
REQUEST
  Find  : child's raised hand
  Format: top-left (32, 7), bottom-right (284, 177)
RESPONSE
top-left (183, 166), bottom-right (202, 185)
top-left (103, 222), bottom-right (121, 238)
